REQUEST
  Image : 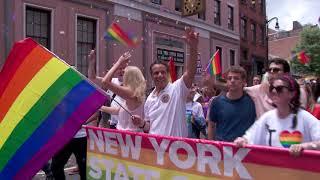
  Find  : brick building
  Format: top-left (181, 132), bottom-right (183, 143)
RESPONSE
top-left (268, 21), bottom-right (303, 60)
top-left (239, 0), bottom-right (267, 84)
top-left (0, 0), bottom-right (240, 88)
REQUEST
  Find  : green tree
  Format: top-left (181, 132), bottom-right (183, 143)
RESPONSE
top-left (291, 26), bottom-right (320, 76)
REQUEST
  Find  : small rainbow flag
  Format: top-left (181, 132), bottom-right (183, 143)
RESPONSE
top-left (0, 38), bottom-right (108, 179)
top-left (206, 50), bottom-right (221, 76)
top-left (297, 51), bottom-right (310, 65)
top-left (104, 23), bottom-right (138, 47)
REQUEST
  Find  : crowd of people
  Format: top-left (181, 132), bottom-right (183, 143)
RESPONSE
top-left (43, 28), bottom-right (320, 179)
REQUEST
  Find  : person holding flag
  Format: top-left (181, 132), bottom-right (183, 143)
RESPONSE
top-left (100, 52), bottom-right (147, 132)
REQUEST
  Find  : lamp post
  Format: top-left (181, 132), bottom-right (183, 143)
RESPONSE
top-left (266, 17), bottom-right (280, 64)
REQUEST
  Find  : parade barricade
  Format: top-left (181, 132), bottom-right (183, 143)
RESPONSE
top-left (85, 126), bottom-right (320, 179)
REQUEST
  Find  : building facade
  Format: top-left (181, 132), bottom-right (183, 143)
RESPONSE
top-left (268, 21), bottom-right (304, 60)
top-left (0, 0), bottom-right (240, 88)
top-left (239, 0), bottom-right (267, 84)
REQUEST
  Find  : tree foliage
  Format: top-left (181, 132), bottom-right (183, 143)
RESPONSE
top-left (291, 26), bottom-right (320, 76)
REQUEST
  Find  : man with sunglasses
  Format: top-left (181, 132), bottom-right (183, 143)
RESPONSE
top-left (245, 58), bottom-right (307, 118)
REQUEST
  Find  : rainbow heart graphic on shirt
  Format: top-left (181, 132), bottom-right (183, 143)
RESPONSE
top-left (279, 130), bottom-right (302, 148)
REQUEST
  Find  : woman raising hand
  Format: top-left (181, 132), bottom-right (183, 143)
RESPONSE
top-left (100, 52), bottom-right (146, 132)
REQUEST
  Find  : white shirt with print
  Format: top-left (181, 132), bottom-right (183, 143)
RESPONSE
top-left (145, 78), bottom-right (189, 137)
top-left (243, 109), bottom-right (320, 148)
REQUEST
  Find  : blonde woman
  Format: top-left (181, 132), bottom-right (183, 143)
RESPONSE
top-left (100, 52), bottom-right (146, 132)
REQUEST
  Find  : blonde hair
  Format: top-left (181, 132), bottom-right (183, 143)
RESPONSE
top-left (123, 66), bottom-right (146, 103)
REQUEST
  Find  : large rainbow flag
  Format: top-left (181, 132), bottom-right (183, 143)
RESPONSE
top-left (206, 50), bottom-right (221, 76)
top-left (104, 23), bottom-right (138, 47)
top-left (0, 38), bottom-right (108, 179)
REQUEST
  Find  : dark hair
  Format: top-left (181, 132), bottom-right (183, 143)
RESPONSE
top-left (253, 75), bottom-right (261, 79)
top-left (149, 61), bottom-right (169, 75)
top-left (311, 78), bottom-right (320, 102)
top-left (226, 66), bottom-right (247, 80)
top-left (273, 74), bottom-right (300, 129)
top-left (269, 58), bottom-right (290, 73)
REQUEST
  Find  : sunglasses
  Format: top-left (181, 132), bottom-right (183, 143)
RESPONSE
top-left (268, 68), bottom-right (282, 73)
top-left (269, 85), bottom-right (289, 94)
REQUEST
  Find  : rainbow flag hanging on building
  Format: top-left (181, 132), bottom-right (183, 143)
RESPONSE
top-left (104, 23), bottom-right (138, 47)
top-left (206, 50), bottom-right (221, 76)
top-left (0, 38), bottom-right (108, 179)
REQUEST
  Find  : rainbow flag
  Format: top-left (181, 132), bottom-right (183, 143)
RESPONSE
top-left (0, 38), bottom-right (108, 179)
top-left (297, 51), bottom-right (310, 65)
top-left (104, 23), bottom-right (138, 47)
top-left (206, 50), bottom-right (221, 76)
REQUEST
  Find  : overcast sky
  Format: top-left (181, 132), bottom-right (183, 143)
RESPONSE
top-left (266, 0), bottom-right (320, 30)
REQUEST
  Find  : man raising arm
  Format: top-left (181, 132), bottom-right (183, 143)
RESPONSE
top-left (132, 28), bottom-right (199, 137)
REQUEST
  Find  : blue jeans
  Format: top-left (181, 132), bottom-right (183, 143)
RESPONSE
top-left (187, 117), bottom-right (207, 139)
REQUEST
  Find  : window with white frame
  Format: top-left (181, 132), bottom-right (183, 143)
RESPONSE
top-left (76, 16), bottom-right (96, 76)
top-left (26, 6), bottom-right (51, 49)
top-left (227, 6), bottom-right (234, 30)
top-left (241, 17), bottom-right (247, 39)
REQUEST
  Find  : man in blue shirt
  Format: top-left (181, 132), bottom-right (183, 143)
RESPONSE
top-left (208, 66), bottom-right (256, 142)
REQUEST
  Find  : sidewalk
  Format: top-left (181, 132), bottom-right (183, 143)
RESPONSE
top-left (33, 154), bottom-right (80, 180)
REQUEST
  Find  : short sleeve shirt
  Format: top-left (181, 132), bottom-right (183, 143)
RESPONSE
top-left (145, 78), bottom-right (189, 137)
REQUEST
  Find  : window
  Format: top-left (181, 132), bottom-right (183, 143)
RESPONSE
top-left (198, 10), bottom-right (206, 20)
top-left (216, 46), bottom-right (222, 65)
top-left (251, 23), bottom-right (256, 43)
top-left (260, 25), bottom-right (265, 45)
top-left (214, 0), bottom-right (221, 25)
top-left (26, 6), bottom-right (51, 49)
top-left (241, 0), bottom-right (247, 4)
top-left (151, 0), bottom-right (161, 5)
top-left (241, 49), bottom-right (248, 61)
top-left (230, 50), bottom-right (235, 66)
top-left (175, 0), bottom-right (182, 11)
top-left (259, 0), bottom-right (265, 14)
top-left (240, 18), bottom-right (247, 39)
top-left (76, 17), bottom-right (96, 76)
top-left (251, 0), bottom-right (256, 7)
top-left (227, 6), bottom-right (234, 30)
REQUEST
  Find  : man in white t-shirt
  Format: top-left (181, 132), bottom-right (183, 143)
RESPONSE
top-left (88, 50), bottom-right (125, 128)
top-left (132, 28), bottom-right (199, 137)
